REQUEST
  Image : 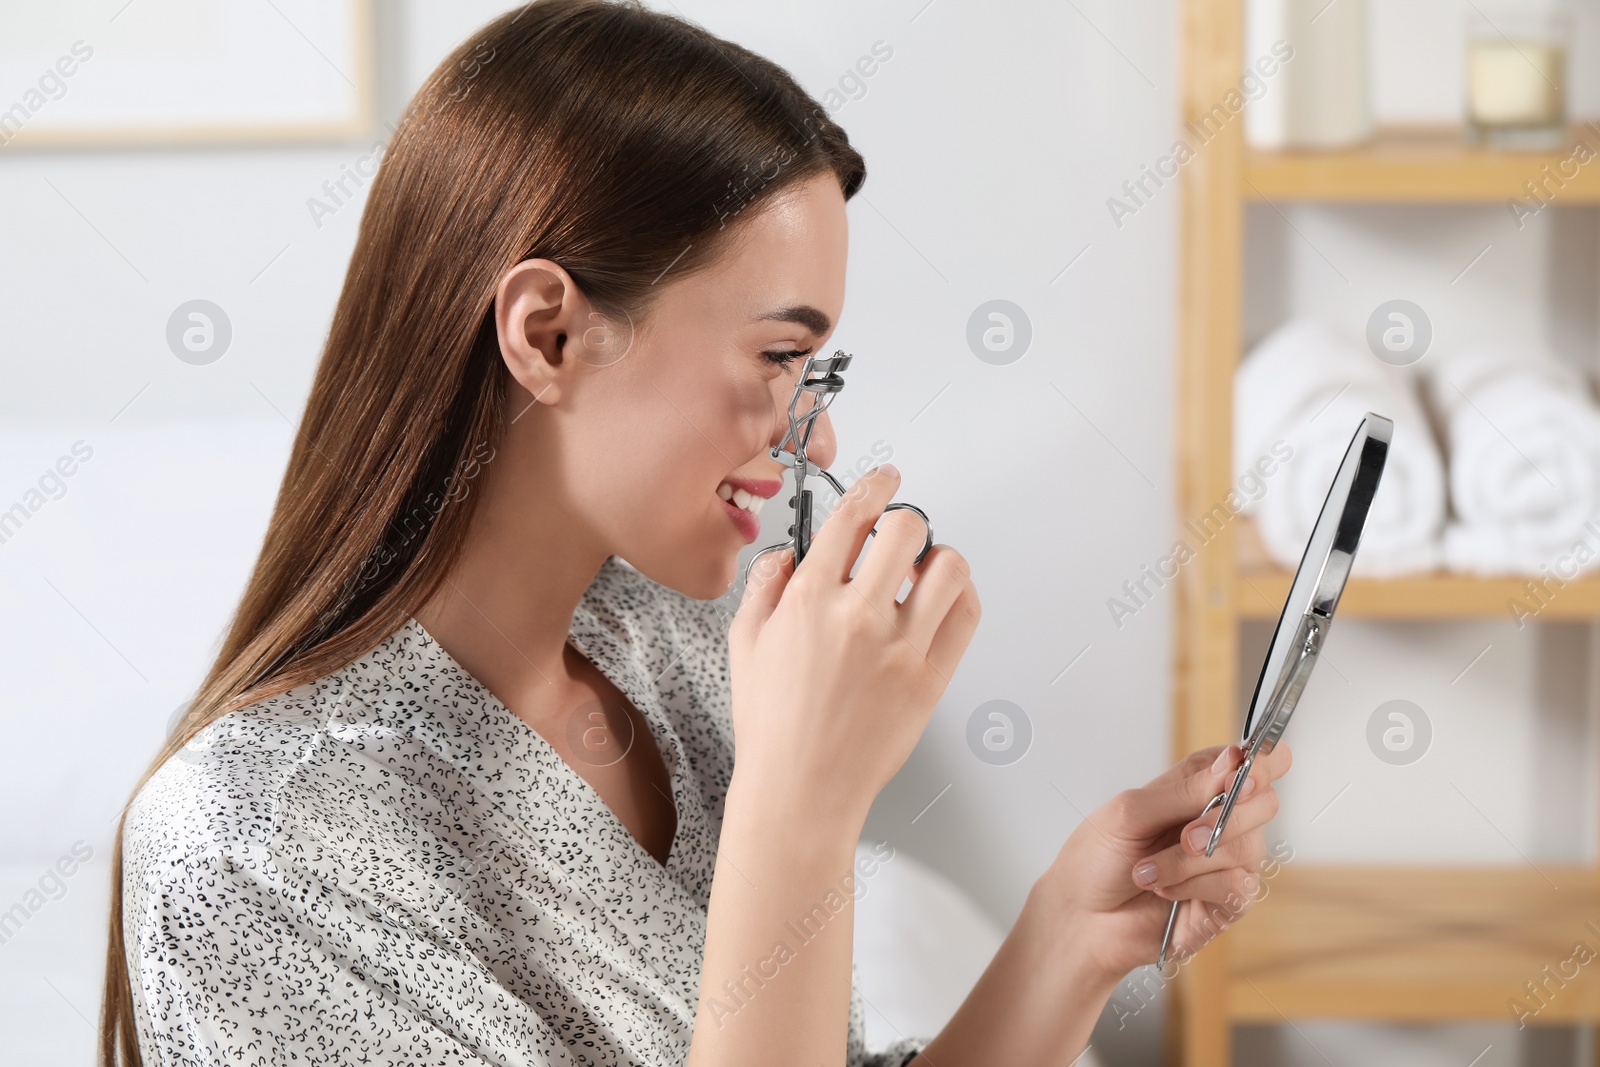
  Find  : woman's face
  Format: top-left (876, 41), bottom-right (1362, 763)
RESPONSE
top-left (495, 171), bottom-right (847, 600)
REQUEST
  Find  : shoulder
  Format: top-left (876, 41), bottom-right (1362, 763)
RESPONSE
top-left (121, 653), bottom-right (425, 935)
top-left (121, 650), bottom-right (464, 953)
top-left (124, 683), bottom-right (329, 884)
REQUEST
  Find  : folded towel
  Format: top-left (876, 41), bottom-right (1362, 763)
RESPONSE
top-left (1422, 346), bottom-right (1600, 576)
top-left (1234, 319), bottom-right (1445, 576)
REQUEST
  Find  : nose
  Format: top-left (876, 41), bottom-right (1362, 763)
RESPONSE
top-left (772, 389), bottom-right (838, 472)
top-left (806, 407), bottom-right (838, 470)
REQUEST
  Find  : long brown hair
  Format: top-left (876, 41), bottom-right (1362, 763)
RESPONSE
top-left (100, 3), bottom-right (864, 1061)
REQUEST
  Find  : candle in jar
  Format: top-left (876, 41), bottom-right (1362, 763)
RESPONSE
top-left (1468, 38), bottom-right (1565, 128)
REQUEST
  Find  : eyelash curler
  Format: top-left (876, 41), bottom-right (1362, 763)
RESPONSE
top-left (743, 349), bottom-right (934, 588)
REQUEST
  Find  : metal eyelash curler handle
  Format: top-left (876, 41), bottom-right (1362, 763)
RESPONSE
top-left (743, 349), bottom-right (933, 589)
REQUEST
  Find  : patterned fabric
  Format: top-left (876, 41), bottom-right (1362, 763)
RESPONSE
top-left (123, 555), bottom-right (928, 1066)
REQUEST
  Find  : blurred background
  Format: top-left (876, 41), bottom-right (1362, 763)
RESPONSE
top-left (2, 1), bottom-right (1599, 1064)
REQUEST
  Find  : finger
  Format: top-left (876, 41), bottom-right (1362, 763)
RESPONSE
top-left (1250, 740), bottom-right (1293, 787)
top-left (731, 546), bottom-right (793, 636)
top-left (922, 575), bottom-right (981, 684)
top-left (803, 465), bottom-right (901, 585)
top-left (1152, 864), bottom-right (1267, 919)
top-left (1170, 882), bottom-right (1255, 956)
top-left (1179, 743), bottom-right (1290, 844)
top-left (895, 545), bottom-right (969, 650)
top-left (853, 506), bottom-right (930, 606)
top-left (1183, 780), bottom-right (1280, 857)
top-left (1131, 820), bottom-right (1268, 891)
top-left (1112, 744), bottom-right (1245, 840)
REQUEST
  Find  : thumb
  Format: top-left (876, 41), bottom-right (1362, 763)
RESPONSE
top-left (733, 546), bottom-right (794, 634)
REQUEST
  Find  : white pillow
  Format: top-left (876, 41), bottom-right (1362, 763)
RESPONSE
top-left (852, 840), bottom-right (1105, 1067)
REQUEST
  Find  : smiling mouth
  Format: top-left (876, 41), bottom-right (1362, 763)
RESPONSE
top-left (716, 482), bottom-right (767, 517)
top-left (714, 477), bottom-right (783, 543)
top-left (715, 477), bottom-right (784, 514)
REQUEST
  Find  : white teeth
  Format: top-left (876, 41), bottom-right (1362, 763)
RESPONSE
top-left (717, 482), bottom-right (764, 516)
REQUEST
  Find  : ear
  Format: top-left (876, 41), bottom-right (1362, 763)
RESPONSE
top-left (494, 259), bottom-right (585, 407)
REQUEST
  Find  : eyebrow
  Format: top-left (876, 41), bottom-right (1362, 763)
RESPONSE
top-left (757, 304), bottom-right (832, 336)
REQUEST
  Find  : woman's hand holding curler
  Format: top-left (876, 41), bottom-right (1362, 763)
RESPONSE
top-left (726, 463), bottom-right (981, 830)
top-left (689, 464), bottom-right (980, 1067)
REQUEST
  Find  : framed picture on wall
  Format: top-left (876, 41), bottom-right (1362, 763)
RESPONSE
top-left (0, 0), bottom-right (374, 149)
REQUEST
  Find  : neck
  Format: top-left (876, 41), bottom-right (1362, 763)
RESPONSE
top-left (413, 411), bottom-right (610, 703)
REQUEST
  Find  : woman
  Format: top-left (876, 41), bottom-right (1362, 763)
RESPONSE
top-left (101, 2), bottom-right (1290, 1064)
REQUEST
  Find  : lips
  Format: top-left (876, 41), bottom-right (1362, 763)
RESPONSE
top-left (718, 493), bottom-right (762, 542)
top-left (716, 477), bottom-right (783, 544)
top-left (719, 477), bottom-right (783, 500)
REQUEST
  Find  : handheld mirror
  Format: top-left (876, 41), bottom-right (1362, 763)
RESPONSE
top-left (1156, 411), bottom-right (1393, 969)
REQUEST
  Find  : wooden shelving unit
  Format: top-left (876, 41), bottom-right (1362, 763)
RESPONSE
top-left (1170, 4), bottom-right (1600, 1064)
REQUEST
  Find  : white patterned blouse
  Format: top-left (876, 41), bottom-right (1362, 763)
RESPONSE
top-left (122, 555), bottom-right (928, 1066)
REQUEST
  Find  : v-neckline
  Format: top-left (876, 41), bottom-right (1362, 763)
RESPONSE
top-left (563, 634), bottom-right (679, 871)
top-left (405, 608), bottom-right (684, 879)
top-left (379, 607), bottom-right (707, 1027)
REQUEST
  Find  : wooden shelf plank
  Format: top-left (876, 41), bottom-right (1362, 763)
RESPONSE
top-left (1244, 123), bottom-right (1600, 203)
top-left (1235, 568), bottom-right (1600, 621)
top-left (1228, 865), bottom-right (1600, 1022)
top-left (1232, 518), bottom-right (1600, 620)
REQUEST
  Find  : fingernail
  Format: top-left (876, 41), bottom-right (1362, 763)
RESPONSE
top-left (1242, 776), bottom-right (1257, 797)
top-left (1211, 746), bottom-right (1233, 774)
top-left (879, 462), bottom-right (899, 478)
top-left (1133, 862), bottom-right (1159, 887)
top-left (1185, 825), bottom-right (1211, 851)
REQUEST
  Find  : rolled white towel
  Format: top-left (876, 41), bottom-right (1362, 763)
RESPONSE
top-left (1423, 346), bottom-right (1600, 576)
top-left (1234, 319), bottom-right (1445, 576)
